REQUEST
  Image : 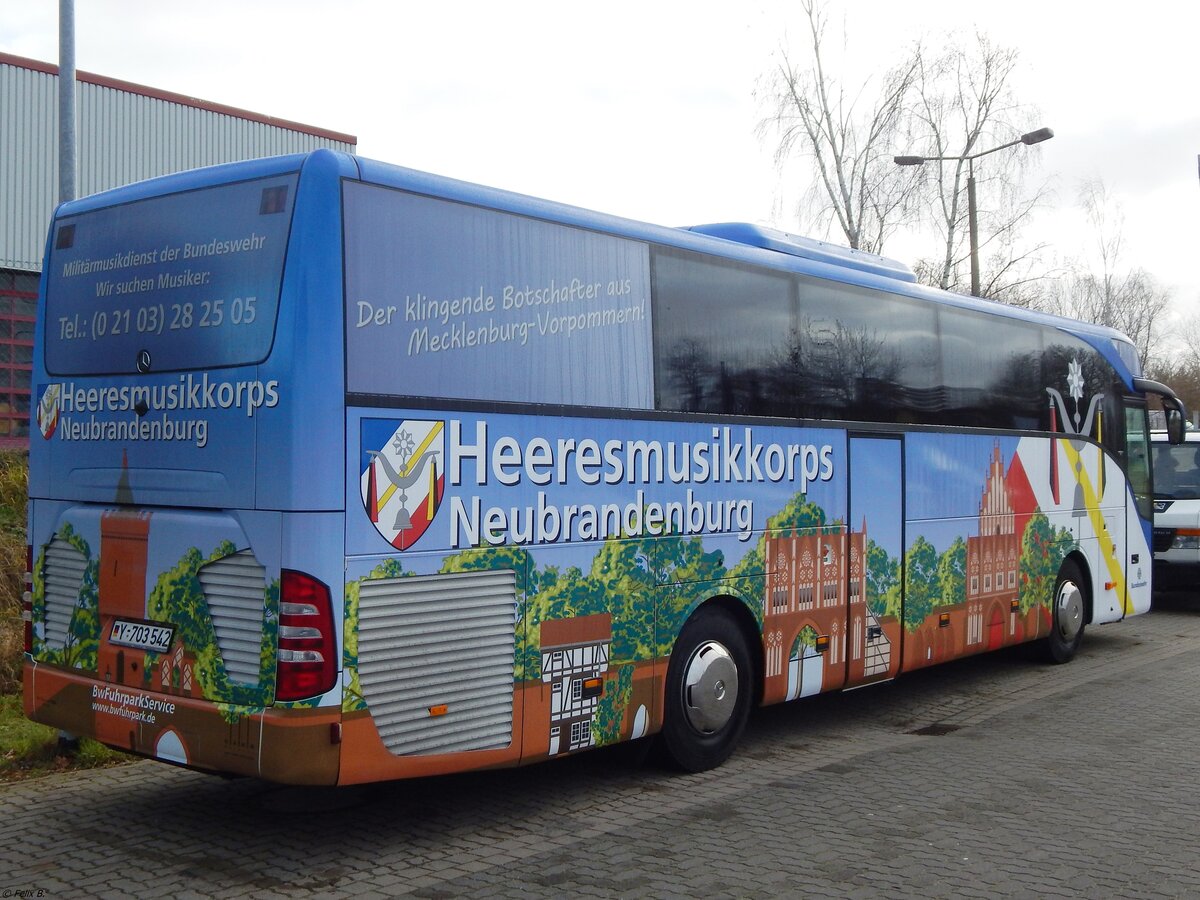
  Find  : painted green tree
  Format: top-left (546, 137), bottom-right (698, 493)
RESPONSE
top-left (794, 624), bottom-right (819, 655)
top-left (899, 535), bottom-right (939, 631)
top-left (66, 556), bottom-right (101, 672)
top-left (586, 535), bottom-right (657, 666)
top-left (261, 578), bottom-right (279, 685)
top-left (768, 494), bottom-right (834, 535)
top-left (937, 537), bottom-right (967, 607)
top-left (1018, 509), bottom-right (1077, 614)
top-left (592, 664), bottom-right (633, 747)
top-left (342, 576), bottom-right (366, 713)
top-left (865, 539), bottom-right (898, 619)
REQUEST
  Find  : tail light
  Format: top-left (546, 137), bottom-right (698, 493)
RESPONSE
top-left (275, 569), bottom-right (337, 702)
top-left (22, 545), bottom-right (33, 654)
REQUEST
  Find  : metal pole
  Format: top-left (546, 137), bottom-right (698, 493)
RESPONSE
top-left (967, 158), bottom-right (980, 297)
top-left (56, 0), bottom-right (80, 756)
top-left (59, 0), bottom-right (77, 203)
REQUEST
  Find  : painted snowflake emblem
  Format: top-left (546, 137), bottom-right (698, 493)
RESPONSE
top-left (1066, 358), bottom-right (1085, 403)
top-left (392, 429), bottom-right (416, 458)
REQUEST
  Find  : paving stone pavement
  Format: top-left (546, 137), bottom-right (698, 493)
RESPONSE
top-left (3, 591), bottom-right (1200, 898)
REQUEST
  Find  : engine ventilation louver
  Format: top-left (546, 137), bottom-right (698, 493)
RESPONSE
top-left (197, 550), bottom-right (268, 685)
top-left (357, 569), bottom-right (517, 756)
top-left (42, 537), bottom-right (87, 650)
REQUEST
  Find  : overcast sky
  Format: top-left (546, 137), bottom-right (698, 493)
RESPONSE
top-left (5, 1), bottom-right (1198, 317)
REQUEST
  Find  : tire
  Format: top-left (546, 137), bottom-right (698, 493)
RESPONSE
top-left (1042, 559), bottom-right (1087, 664)
top-left (660, 605), bottom-right (754, 772)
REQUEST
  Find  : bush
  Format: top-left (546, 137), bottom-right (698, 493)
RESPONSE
top-left (0, 451), bottom-right (27, 695)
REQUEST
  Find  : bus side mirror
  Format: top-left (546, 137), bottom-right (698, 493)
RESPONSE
top-left (1132, 378), bottom-right (1188, 444)
top-left (1165, 405), bottom-right (1187, 445)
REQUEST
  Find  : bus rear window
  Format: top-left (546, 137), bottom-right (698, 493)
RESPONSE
top-left (44, 174), bottom-right (297, 375)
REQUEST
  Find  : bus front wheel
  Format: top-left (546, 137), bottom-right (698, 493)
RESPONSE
top-left (660, 605), bottom-right (753, 772)
top-left (1043, 559), bottom-right (1087, 664)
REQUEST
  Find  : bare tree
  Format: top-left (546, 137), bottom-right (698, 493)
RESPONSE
top-left (1048, 180), bottom-right (1173, 369)
top-left (905, 33), bottom-right (1052, 300)
top-left (1149, 313), bottom-right (1200, 425)
top-left (1175, 313), bottom-right (1200, 372)
top-left (758, 0), bottom-right (920, 253)
top-left (760, 5), bottom-right (1051, 302)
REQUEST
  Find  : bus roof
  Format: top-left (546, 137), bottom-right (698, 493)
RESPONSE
top-left (52, 149), bottom-right (1142, 381)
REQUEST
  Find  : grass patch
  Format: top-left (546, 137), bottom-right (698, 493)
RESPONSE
top-left (0, 693), bottom-right (132, 782)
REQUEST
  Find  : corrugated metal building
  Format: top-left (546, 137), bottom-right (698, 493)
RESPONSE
top-left (0, 52), bottom-right (356, 447)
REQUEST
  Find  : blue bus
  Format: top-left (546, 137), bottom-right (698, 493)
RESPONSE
top-left (25, 149), bottom-right (1186, 784)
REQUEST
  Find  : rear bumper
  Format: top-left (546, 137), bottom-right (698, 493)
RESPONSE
top-left (24, 660), bottom-right (341, 785)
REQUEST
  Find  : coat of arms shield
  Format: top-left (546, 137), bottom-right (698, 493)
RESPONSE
top-left (360, 418), bottom-right (445, 550)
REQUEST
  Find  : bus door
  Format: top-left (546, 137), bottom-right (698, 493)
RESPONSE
top-left (846, 434), bottom-right (903, 687)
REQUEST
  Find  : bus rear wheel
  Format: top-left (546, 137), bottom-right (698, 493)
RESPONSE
top-left (660, 605), bottom-right (753, 772)
top-left (1043, 559), bottom-right (1087, 664)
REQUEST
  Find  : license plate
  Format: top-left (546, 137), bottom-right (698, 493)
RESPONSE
top-left (109, 618), bottom-right (175, 654)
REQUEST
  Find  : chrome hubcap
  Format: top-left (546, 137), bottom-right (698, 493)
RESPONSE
top-left (1056, 580), bottom-right (1084, 641)
top-left (681, 641), bottom-right (739, 734)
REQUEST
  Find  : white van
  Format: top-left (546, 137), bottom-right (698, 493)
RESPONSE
top-left (1152, 430), bottom-right (1200, 590)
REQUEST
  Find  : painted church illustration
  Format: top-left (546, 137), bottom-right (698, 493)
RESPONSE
top-left (761, 521), bottom-right (890, 703)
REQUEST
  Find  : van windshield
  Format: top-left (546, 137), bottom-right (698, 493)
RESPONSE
top-left (44, 174), bottom-right (296, 376)
top-left (1154, 443), bottom-right (1200, 500)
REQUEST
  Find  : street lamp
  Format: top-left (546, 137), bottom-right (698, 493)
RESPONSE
top-left (895, 127), bottom-right (1054, 297)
